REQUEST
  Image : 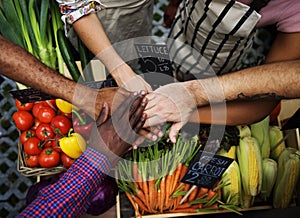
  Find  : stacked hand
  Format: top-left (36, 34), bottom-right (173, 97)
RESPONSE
top-left (89, 91), bottom-right (148, 164)
top-left (145, 83), bottom-right (197, 143)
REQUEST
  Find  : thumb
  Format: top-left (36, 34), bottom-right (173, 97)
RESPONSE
top-left (169, 122), bottom-right (184, 143)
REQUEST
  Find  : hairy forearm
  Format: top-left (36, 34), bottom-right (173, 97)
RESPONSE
top-left (185, 60), bottom-right (300, 125)
top-left (0, 35), bottom-right (102, 118)
top-left (186, 60), bottom-right (300, 106)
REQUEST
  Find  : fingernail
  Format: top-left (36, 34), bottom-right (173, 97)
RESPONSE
top-left (171, 136), bottom-right (176, 143)
top-left (140, 90), bottom-right (146, 95)
top-left (133, 91), bottom-right (138, 95)
top-left (152, 135), bottom-right (157, 141)
top-left (158, 131), bottom-right (163, 137)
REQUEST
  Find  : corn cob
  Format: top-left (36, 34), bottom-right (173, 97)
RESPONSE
top-left (269, 125), bottom-right (286, 161)
top-left (260, 158), bottom-right (277, 201)
top-left (237, 125), bottom-right (251, 138)
top-left (273, 148), bottom-right (300, 208)
top-left (237, 137), bottom-right (262, 198)
top-left (250, 116), bottom-right (270, 159)
top-left (217, 145), bottom-right (236, 160)
top-left (221, 160), bottom-right (242, 206)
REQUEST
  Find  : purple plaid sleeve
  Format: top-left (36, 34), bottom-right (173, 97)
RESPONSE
top-left (17, 148), bottom-right (111, 217)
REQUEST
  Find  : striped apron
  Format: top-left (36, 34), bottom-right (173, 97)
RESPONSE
top-left (167, 0), bottom-right (261, 81)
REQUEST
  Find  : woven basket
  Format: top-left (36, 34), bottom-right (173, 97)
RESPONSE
top-left (17, 141), bottom-right (66, 177)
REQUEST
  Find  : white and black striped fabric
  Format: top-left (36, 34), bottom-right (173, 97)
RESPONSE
top-left (167, 0), bottom-right (261, 81)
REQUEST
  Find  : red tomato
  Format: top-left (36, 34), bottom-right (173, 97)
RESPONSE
top-left (38, 148), bottom-right (60, 168)
top-left (20, 130), bottom-right (35, 144)
top-left (37, 107), bottom-right (56, 123)
top-left (23, 137), bottom-right (42, 155)
top-left (58, 110), bottom-right (73, 120)
top-left (31, 119), bottom-right (41, 131)
top-left (51, 115), bottom-right (72, 135)
top-left (61, 152), bottom-right (76, 168)
top-left (35, 123), bottom-right (55, 140)
top-left (32, 102), bottom-right (46, 118)
top-left (44, 140), bottom-right (54, 148)
top-left (12, 110), bottom-right (34, 131)
top-left (42, 100), bottom-right (57, 109)
top-left (25, 155), bottom-right (39, 167)
top-left (51, 136), bottom-right (63, 153)
top-left (15, 99), bottom-right (34, 111)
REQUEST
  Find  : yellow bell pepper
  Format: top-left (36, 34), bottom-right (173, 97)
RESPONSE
top-left (59, 131), bottom-right (86, 159)
top-left (56, 99), bottom-right (78, 114)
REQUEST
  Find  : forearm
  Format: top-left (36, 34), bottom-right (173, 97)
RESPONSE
top-left (72, 13), bottom-right (124, 73)
top-left (0, 35), bottom-right (103, 118)
top-left (189, 100), bottom-right (278, 125)
top-left (186, 60), bottom-right (300, 106)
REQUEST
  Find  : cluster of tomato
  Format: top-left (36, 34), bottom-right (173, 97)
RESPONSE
top-left (12, 98), bottom-right (89, 169)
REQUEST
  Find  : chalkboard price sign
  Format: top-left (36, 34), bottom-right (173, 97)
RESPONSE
top-left (10, 88), bottom-right (55, 103)
top-left (135, 43), bottom-right (173, 76)
top-left (181, 150), bottom-right (233, 189)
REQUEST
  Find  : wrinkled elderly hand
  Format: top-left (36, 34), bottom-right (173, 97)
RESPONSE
top-left (144, 83), bottom-right (197, 143)
top-left (89, 91), bottom-right (148, 164)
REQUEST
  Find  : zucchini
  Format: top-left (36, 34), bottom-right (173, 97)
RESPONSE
top-left (78, 37), bottom-right (94, 82)
top-left (57, 28), bottom-right (81, 82)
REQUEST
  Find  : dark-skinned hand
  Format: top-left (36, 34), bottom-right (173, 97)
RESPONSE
top-left (89, 91), bottom-right (148, 164)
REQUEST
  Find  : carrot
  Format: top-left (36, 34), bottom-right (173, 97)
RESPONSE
top-left (168, 208), bottom-right (198, 213)
top-left (125, 192), bottom-right (141, 217)
top-left (206, 202), bottom-right (219, 209)
top-left (132, 162), bottom-right (139, 187)
top-left (176, 202), bottom-right (191, 209)
top-left (191, 203), bottom-right (203, 209)
top-left (179, 164), bottom-right (189, 180)
top-left (135, 189), bottom-right (146, 205)
top-left (207, 189), bottom-right (217, 200)
top-left (188, 186), bottom-right (198, 202)
top-left (157, 188), bottom-right (161, 212)
top-left (148, 178), bottom-right (156, 212)
top-left (160, 177), bottom-right (165, 213)
top-left (196, 187), bottom-right (208, 198)
top-left (164, 173), bottom-right (172, 208)
top-left (141, 180), bottom-right (150, 210)
top-left (133, 194), bottom-right (152, 213)
top-left (171, 162), bottom-right (182, 194)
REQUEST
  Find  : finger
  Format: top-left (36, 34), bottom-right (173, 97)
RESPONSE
top-left (144, 115), bottom-right (166, 128)
top-left (132, 136), bottom-right (146, 149)
top-left (96, 102), bottom-right (110, 127)
top-left (151, 126), bottom-right (164, 138)
top-left (115, 91), bottom-right (138, 120)
top-left (133, 113), bottom-right (147, 134)
top-left (130, 96), bottom-right (148, 128)
top-left (169, 122), bottom-right (184, 143)
top-left (138, 128), bottom-right (158, 142)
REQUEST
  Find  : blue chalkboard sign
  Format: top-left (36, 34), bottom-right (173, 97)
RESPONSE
top-left (181, 150), bottom-right (233, 189)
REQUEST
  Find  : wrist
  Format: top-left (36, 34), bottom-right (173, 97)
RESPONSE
top-left (110, 63), bottom-right (134, 86)
top-left (183, 80), bottom-right (207, 107)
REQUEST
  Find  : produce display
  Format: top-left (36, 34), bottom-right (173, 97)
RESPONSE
top-left (12, 98), bottom-right (91, 169)
top-left (117, 119), bottom-right (300, 217)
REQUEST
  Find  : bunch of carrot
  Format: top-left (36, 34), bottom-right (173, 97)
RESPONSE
top-left (117, 134), bottom-right (241, 217)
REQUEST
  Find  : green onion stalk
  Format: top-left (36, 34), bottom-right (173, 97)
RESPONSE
top-left (0, 0), bottom-right (65, 76)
